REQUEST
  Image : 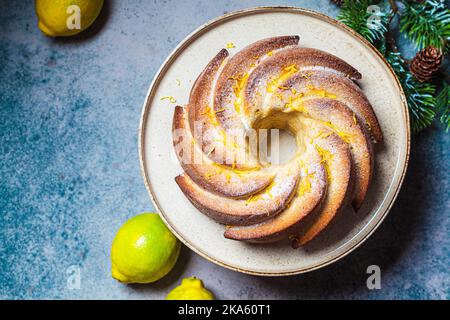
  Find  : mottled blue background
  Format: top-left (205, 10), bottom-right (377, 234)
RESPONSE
top-left (0, 0), bottom-right (449, 300)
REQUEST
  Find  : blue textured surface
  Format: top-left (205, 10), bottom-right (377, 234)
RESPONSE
top-left (0, 0), bottom-right (449, 300)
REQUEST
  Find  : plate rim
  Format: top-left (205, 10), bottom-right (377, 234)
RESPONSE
top-left (138, 6), bottom-right (411, 276)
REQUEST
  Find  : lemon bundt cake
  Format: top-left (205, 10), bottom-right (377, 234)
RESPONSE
top-left (172, 36), bottom-right (382, 247)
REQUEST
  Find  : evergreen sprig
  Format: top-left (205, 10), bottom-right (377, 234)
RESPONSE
top-left (337, 0), bottom-right (448, 134)
top-left (436, 81), bottom-right (450, 131)
top-left (400, 0), bottom-right (450, 51)
top-left (386, 51), bottom-right (437, 133)
top-left (337, 0), bottom-right (390, 45)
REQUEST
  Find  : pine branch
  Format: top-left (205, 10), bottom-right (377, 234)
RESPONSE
top-left (337, 0), bottom-right (445, 134)
top-left (338, 0), bottom-right (390, 45)
top-left (400, 0), bottom-right (450, 51)
top-left (386, 51), bottom-right (436, 133)
top-left (436, 81), bottom-right (450, 131)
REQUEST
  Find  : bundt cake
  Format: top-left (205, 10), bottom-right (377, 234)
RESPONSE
top-left (172, 36), bottom-right (382, 247)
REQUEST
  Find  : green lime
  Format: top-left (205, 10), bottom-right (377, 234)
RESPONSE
top-left (111, 213), bottom-right (180, 284)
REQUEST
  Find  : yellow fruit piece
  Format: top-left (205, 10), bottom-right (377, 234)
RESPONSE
top-left (166, 277), bottom-right (214, 300)
top-left (35, 0), bottom-right (104, 37)
top-left (111, 213), bottom-right (180, 284)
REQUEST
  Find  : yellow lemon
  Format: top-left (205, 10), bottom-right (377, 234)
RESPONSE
top-left (35, 0), bottom-right (104, 37)
top-left (166, 277), bottom-right (214, 300)
top-left (111, 213), bottom-right (180, 284)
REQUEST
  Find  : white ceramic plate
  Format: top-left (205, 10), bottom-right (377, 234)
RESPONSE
top-left (139, 7), bottom-right (410, 275)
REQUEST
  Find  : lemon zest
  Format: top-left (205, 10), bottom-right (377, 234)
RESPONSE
top-left (266, 64), bottom-right (298, 93)
top-left (211, 162), bottom-right (260, 177)
top-left (205, 172), bottom-right (216, 180)
top-left (301, 71), bottom-right (314, 79)
top-left (214, 131), bottom-right (239, 150)
top-left (309, 130), bottom-right (332, 144)
top-left (305, 86), bottom-right (336, 99)
top-left (284, 93), bottom-right (307, 114)
top-left (298, 170), bottom-right (315, 197)
top-left (230, 73), bottom-right (249, 114)
top-left (160, 96), bottom-right (177, 103)
top-left (315, 145), bottom-right (334, 181)
top-left (200, 105), bottom-right (219, 126)
top-left (232, 166), bottom-right (261, 175)
top-left (211, 163), bottom-right (225, 174)
top-left (245, 181), bottom-right (275, 204)
top-left (245, 194), bottom-right (258, 204)
top-left (322, 121), bottom-right (353, 143)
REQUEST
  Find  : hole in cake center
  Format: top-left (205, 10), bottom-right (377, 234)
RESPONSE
top-left (259, 128), bottom-right (297, 165)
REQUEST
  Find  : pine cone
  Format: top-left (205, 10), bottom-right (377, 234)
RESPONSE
top-left (410, 46), bottom-right (443, 82)
top-left (331, 0), bottom-right (344, 6)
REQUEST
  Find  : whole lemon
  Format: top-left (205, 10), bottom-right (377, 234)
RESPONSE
top-left (111, 213), bottom-right (180, 284)
top-left (35, 0), bottom-right (104, 37)
top-left (166, 277), bottom-right (214, 300)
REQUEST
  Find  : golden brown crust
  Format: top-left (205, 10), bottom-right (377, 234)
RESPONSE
top-left (300, 98), bottom-right (373, 210)
top-left (188, 49), bottom-right (229, 130)
top-left (282, 70), bottom-right (382, 143)
top-left (224, 149), bottom-right (327, 242)
top-left (214, 36), bottom-right (300, 131)
top-left (175, 161), bottom-right (300, 226)
top-left (173, 106), bottom-right (274, 197)
top-left (292, 129), bottom-right (354, 247)
top-left (187, 49), bottom-right (253, 168)
top-left (244, 47), bottom-right (362, 117)
top-left (173, 36), bottom-right (382, 246)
